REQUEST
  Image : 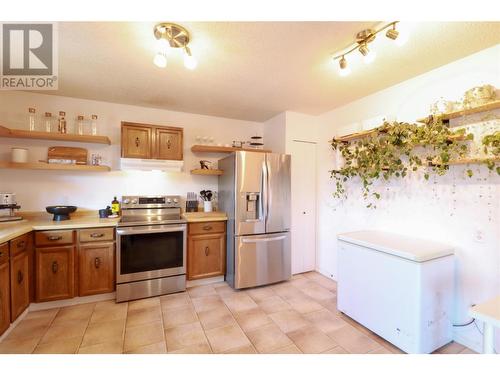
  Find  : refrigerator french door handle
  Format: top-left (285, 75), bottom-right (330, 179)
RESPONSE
top-left (260, 160), bottom-right (268, 223)
top-left (242, 235), bottom-right (287, 243)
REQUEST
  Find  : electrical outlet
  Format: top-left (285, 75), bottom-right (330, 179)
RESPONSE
top-left (474, 229), bottom-right (485, 243)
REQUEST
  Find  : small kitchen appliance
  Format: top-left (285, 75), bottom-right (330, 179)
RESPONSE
top-left (0, 193), bottom-right (22, 222)
top-left (116, 195), bottom-right (187, 302)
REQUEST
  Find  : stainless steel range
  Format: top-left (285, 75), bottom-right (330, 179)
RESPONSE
top-left (116, 195), bottom-right (187, 302)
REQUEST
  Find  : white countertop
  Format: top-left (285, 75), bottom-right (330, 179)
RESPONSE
top-left (337, 230), bottom-right (454, 262)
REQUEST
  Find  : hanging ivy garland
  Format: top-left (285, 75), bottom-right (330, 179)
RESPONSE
top-left (330, 120), bottom-right (499, 208)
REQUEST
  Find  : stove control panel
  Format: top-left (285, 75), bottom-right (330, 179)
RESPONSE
top-left (121, 195), bottom-right (181, 209)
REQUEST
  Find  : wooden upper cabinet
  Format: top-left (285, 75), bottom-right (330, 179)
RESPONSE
top-left (121, 123), bottom-right (152, 159)
top-left (121, 122), bottom-right (183, 161)
top-left (155, 127), bottom-right (183, 160)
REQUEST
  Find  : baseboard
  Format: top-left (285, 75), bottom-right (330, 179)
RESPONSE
top-left (29, 292), bottom-right (116, 311)
top-left (186, 276), bottom-right (224, 287)
top-left (0, 308), bottom-right (29, 344)
top-left (315, 267), bottom-right (337, 281)
top-left (453, 325), bottom-right (484, 353)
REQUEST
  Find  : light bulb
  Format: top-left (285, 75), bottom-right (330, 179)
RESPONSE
top-left (363, 50), bottom-right (376, 64)
top-left (157, 38), bottom-right (171, 54)
top-left (395, 32), bottom-right (409, 47)
top-left (184, 52), bottom-right (198, 70)
top-left (337, 56), bottom-right (351, 77)
top-left (153, 52), bottom-right (167, 68)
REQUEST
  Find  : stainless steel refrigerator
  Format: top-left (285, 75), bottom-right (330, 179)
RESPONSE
top-left (218, 151), bottom-right (291, 289)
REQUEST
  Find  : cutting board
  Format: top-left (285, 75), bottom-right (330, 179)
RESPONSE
top-left (47, 146), bottom-right (88, 165)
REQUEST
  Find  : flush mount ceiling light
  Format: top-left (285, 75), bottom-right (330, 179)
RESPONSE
top-left (153, 23), bottom-right (197, 70)
top-left (333, 21), bottom-right (408, 77)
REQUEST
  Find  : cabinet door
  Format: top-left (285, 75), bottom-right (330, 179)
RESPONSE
top-left (187, 233), bottom-right (226, 280)
top-left (0, 262), bottom-right (10, 336)
top-left (155, 127), bottom-right (183, 160)
top-left (121, 123), bottom-right (152, 159)
top-left (36, 246), bottom-right (74, 302)
top-left (79, 243), bottom-right (115, 296)
top-left (10, 250), bottom-right (29, 321)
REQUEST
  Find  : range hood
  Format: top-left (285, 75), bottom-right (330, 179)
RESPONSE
top-left (120, 158), bottom-right (183, 172)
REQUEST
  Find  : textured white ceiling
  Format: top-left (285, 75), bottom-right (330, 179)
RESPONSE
top-left (49, 21), bottom-right (500, 121)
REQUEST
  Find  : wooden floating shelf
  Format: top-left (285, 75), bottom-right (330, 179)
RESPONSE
top-left (429, 156), bottom-right (500, 167)
top-left (0, 125), bottom-right (111, 145)
top-left (417, 100), bottom-right (500, 124)
top-left (335, 130), bottom-right (467, 143)
top-left (190, 169), bottom-right (224, 176)
top-left (191, 145), bottom-right (271, 153)
top-left (0, 161), bottom-right (111, 172)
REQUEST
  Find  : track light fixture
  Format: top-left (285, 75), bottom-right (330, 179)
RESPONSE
top-left (332, 21), bottom-right (407, 76)
top-left (153, 23), bottom-right (197, 70)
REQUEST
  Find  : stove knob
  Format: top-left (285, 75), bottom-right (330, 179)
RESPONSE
top-left (173, 198), bottom-right (179, 203)
top-left (131, 199), bottom-right (138, 204)
top-left (167, 198), bottom-right (172, 203)
top-left (123, 199), bottom-right (130, 204)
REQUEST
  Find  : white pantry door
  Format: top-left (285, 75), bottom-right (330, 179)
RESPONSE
top-left (290, 140), bottom-right (316, 274)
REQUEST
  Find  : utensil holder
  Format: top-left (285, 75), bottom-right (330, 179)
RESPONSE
top-left (203, 201), bottom-right (213, 212)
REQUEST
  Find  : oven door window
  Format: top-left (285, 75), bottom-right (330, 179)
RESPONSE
top-left (120, 231), bottom-right (183, 275)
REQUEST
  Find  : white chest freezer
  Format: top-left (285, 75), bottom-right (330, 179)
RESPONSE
top-left (337, 230), bottom-right (455, 354)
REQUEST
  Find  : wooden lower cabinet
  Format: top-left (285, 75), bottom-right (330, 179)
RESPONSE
top-left (0, 260), bottom-right (10, 336)
top-left (79, 242), bottom-right (115, 296)
top-left (10, 250), bottom-right (30, 321)
top-left (36, 246), bottom-right (75, 302)
top-left (187, 221), bottom-right (226, 280)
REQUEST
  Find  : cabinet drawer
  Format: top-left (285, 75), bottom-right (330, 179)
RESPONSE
top-left (79, 227), bottom-right (114, 243)
top-left (36, 230), bottom-right (74, 247)
top-left (10, 233), bottom-right (29, 257)
top-left (188, 221), bottom-right (226, 235)
top-left (0, 242), bottom-right (8, 265)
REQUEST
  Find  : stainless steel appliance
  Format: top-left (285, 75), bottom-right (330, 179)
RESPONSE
top-left (116, 195), bottom-right (187, 302)
top-left (218, 152), bottom-right (291, 289)
top-left (0, 193), bottom-right (22, 222)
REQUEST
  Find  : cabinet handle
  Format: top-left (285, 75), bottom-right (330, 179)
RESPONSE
top-left (94, 257), bottom-right (101, 269)
top-left (135, 137), bottom-right (140, 147)
top-left (47, 235), bottom-right (62, 241)
top-left (17, 270), bottom-right (23, 284)
top-left (17, 240), bottom-right (26, 248)
top-left (51, 261), bottom-right (58, 274)
top-left (90, 233), bottom-right (105, 238)
top-left (0, 251), bottom-right (3, 257)
top-left (167, 139), bottom-right (171, 149)
top-left (205, 246), bottom-right (209, 256)
top-left (203, 225), bottom-right (212, 231)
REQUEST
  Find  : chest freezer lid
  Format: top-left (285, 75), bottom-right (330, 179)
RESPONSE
top-left (337, 230), bottom-right (454, 262)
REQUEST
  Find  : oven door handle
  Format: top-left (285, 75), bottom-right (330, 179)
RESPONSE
top-left (117, 225), bottom-right (186, 235)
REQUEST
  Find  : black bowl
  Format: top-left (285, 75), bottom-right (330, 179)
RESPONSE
top-left (46, 206), bottom-right (77, 221)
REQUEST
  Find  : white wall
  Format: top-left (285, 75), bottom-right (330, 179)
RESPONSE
top-left (0, 91), bottom-right (263, 211)
top-left (263, 112), bottom-right (286, 153)
top-left (316, 45), bottom-right (500, 352)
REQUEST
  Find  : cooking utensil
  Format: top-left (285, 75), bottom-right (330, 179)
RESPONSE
top-left (48, 146), bottom-right (88, 165)
top-left (46, 205), bottom-right (77, 221)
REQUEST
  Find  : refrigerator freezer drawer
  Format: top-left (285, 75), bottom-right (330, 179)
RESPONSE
top-left (234, 232), bottom-right (291, 289)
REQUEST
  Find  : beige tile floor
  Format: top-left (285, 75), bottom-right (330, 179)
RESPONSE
top-left (0, 272), bottom-right (476, 354)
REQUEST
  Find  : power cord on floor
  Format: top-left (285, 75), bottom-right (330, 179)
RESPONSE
top-left (453, 317), bottom-right (498, 354)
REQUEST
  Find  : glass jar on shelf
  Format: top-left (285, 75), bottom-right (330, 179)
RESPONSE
top-left (91, 115), bottom-right (98, 136)
top-left (76, 115), bottom-right (85, 135)
top-left (58, 111), bottom-right (67, 134)
top-left (27, 107), bottom-right (37, 131)
top-left (44, 112), bottom-right (53, 132)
